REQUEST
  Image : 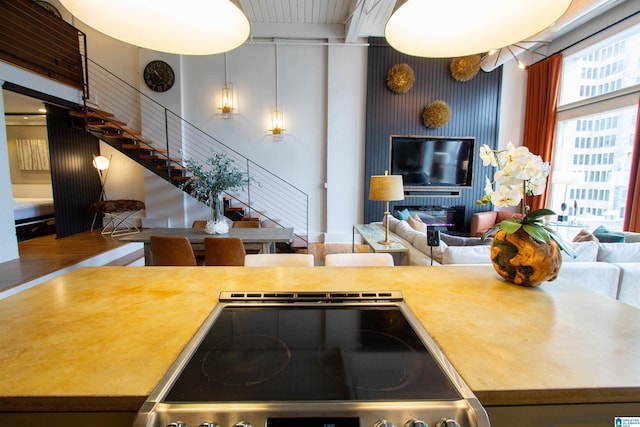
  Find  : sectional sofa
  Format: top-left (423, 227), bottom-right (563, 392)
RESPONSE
top-left (374, 216), bottom-right (640, 309)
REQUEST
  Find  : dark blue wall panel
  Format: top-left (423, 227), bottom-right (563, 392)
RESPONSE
top-left (364, 38), bottom-right (502, 231)
top-left (46, 104), bottom-right (101, 238)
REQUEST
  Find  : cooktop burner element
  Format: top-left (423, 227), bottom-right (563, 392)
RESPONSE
top-left (202, 334), bottom-right (291, 386)
top-left (133, 291), bottom-right (490, 427)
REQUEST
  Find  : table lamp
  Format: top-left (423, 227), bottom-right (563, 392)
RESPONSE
top-left (369, 171), bottom-right (404, 245)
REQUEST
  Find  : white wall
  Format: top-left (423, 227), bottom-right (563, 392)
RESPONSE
top-left (496, 60), bottom-right (528, 149)
top-left (0, 87), bottom-right (17, 262)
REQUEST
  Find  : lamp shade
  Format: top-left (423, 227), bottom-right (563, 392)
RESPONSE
top-left (59, 0), bottom-right (250, 55)
top-left (369, 174), bottom-right (404, 201)
top-left (92, 155), bottom-right (110, 171)
top-left (384, 0), bottom-right (571, 58)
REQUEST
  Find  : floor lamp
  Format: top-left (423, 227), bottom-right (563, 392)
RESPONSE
top-left (91, 154), bottom-right (111, 230)
top-left (369, 171), bottom-right (404, 245)
top-left (552, 171), bottom-right (583, 221)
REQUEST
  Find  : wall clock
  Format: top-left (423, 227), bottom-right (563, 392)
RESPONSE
top-left (143, 60), bottom-right (175, 92)
top-left (33, 0), bottom-right (62, 18)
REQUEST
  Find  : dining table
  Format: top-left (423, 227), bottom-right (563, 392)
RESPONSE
top-left (119, 227), bottom-right (294, 265)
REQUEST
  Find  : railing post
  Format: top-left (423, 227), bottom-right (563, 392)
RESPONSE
top-left (246, 159), bottom-right (252, 219)
top-left (164, 108), bottom-right (170, 178)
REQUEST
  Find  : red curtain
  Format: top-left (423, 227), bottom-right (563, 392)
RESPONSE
top-left (623, 97), bottom-right (640, 232)
top-left (522, 54), bottom-right (563, 211)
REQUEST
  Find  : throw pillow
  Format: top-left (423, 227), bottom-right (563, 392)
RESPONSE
top-left (441, 245), bottom-right (492, 265)
top-left (395, 208), bottom-right (410, 220)
top-left (440, 233), bottom-right (491, 246)
top-left (572, 229), bottom-right (599, 242)
top-left (407, 214), bottom-right (427, 233)
top-left (593, 225), bottom-right (625, 243)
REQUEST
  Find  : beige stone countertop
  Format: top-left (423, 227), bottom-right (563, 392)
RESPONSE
top-left (1, 265), bottom-right (639, 412)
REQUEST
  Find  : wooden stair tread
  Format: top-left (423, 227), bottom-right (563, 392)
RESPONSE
top-left (243, 211), bottom-right (266, 219)
top-left (122, 143), bottom-right (167, 153)
top-left (260, 219), bottom-right (281, 228)
top-left (139, 154), bottom-right (182, 163)
top-left (157, 165), bottom-right (184, 170)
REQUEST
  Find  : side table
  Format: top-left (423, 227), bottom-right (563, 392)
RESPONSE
top-left (353, 224), bottom-right (408, 265)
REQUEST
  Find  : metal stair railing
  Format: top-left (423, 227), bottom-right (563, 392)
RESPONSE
top-left (83, 58), bottom-right (308, 246)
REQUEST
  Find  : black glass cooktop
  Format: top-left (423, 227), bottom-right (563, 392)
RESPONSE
top-left (164, 305), bottom-right (460, 402)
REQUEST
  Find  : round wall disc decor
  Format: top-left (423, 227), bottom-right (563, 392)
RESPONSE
top-left (386, 63), bottom-right (415, 94)
top-left (450, 54), bottom-right (482, 82)
top-left (423, 100), bottom-right (451, 128)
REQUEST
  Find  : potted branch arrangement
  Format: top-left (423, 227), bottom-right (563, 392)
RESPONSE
top-left (179, 153), bottom-right (252, 234)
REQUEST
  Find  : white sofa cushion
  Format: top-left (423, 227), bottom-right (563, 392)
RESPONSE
top-left (394, 220), bottom-right (423, 245)
top-left (622, 232), bottom-right (640, 243)
top-left (597, 242), bottom-right (640, 262)
top-left (614, 262), bottom-right (640, 308)
top-left (442, 245), bottom-right (492, 265)
top-left (562, 241), bottom-right (599, 262)
top-left (557, 262), bottom-right (621, 300)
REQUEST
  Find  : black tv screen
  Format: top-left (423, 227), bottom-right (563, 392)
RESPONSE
top-left (390, 135), bottom-right (475, 189)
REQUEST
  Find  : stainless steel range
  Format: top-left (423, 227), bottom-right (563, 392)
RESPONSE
top-left (133, 291), bottom-right (490, 427)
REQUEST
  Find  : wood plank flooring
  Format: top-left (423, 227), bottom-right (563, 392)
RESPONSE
top-left (0, 231), bottom-right (371, 293)
top-left (0, 230), bottom-right (133, 292)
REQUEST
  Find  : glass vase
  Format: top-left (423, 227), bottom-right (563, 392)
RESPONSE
top-left (204, 192), bottom-right (229, 234)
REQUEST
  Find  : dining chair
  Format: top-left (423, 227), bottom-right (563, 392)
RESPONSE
top-left (192, 220), bottom-right (207, 229)
top-left (232, 220), bottom-right (261, 228)
top-left (149, 236), bottom-right (197, 266)
top-left (244, 253), bottom-right (314, 267)
top-left (204, 237), bottom-right (246, 266)
top-left (325, 253), bottom-right (394, 267)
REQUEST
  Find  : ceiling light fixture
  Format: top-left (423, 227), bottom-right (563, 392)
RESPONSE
top-left (58, 0), bottom-right (250, 55)
top-left (384, 0), bottom-right (571, 58)
top-left (480, 41), bottom-right (550, 72)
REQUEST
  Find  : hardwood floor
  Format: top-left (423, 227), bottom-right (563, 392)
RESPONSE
top-left (0, 230), bottom-right (140, 293)
top-left (0, 231), bottom-right (371, 293)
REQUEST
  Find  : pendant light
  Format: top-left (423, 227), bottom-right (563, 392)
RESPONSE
top-left (59, 0), bottom-right (250, 55)
top-left (269, 44), bottom-right (285, 138)
top-left (385, 0), bottom-right (571, 58)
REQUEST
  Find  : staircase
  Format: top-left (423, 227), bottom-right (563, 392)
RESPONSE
top-left (75, 58), bottom-right (308, 250)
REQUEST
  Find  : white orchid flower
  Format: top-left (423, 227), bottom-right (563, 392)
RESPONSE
top-left (479, 144), bottom-right (497, 167)
top-left (490, 185), bottom-right (522, 208)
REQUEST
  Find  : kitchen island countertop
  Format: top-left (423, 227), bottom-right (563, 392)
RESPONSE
top-left (1, 265), bottom-right (639, 423)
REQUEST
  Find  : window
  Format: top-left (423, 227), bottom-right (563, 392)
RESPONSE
top-left (551, 20), bottom-right (640, 232)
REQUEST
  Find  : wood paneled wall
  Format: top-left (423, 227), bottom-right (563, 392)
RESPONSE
top-left (46, 104), bottom-right (100, 238)
top-left (364, 38), bottom-right (502, 229)
top-left (0, 0), bottom-right (84, 90)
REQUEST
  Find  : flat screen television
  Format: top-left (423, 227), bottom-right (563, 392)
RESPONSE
top-left (389, 135), bottom-right (475, 191)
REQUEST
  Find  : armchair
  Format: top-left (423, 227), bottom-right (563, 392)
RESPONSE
top-left (470, 211), bottom-right (521, 237)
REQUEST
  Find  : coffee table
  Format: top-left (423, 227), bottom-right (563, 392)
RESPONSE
top-left (352, 224), bottom-right (408, 265)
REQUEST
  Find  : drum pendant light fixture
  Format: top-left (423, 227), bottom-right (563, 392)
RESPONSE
top-left (384, 0), bottom-right (571, 58)
top-left (58, 0), bottom-right (250, 55)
